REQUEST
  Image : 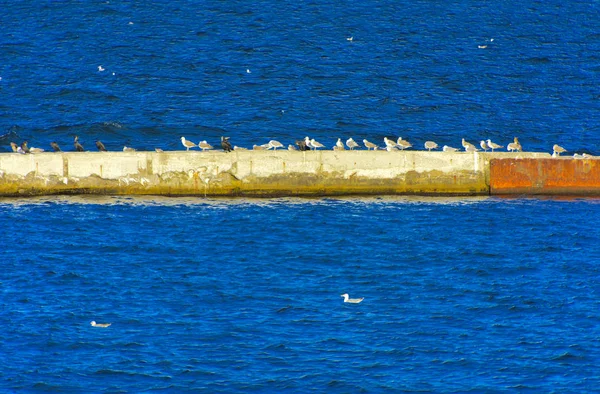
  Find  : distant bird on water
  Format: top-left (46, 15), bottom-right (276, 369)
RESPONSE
top-left (424, 141), bottom-right (438, 151)
top-left (50, 141), bottom-right (61, 152)
top-left (90, 321), bottom-right (111, 328)
top-left (341, 293), bottom-right (364, 304)
top-left (221, 136), bottom-right (233, 152)
top-left (181, 137), bottom-right (196, 151)
top-left (74, 136), bottom-right (84, 152)
top-left (95, 141), bottom-right (107, 152)
top-left (346, 137), bottom-right (359, 150)
top-left (553, 144), bottom-right (566, 157)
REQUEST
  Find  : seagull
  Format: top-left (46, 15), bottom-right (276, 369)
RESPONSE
top-left (221, 136), bottom-right (233, 152)
top-left (346, 138), bottom-right (359, 150)
top-left (480, 140), bottom-right (488, 151)
top-left (288, 144), bottom-right (297, 151)
top-left (424, 141), bottom-right (438, 151)
top-left (347, 36), bottom-right (353, 42)
top-left (181, 137), bottom-right (197, 151)
top-left (90, 321), bottom-right (111, 328)
top-left (253, 144), bottom-right (267, 150)
top-left (553, 144), bottom-right (566, 156)
top-left (341, 293), bottom-right (364, 304)
top-left (50, 142), bottom-right (61, 152)
top-left (384, 137), bottom-right (398, 150)
top-left (234, 146), bottom-right (248, 151)
top-left (397, 137), bottom-right (412, 150)
top-left (246, 68), bottom-right (251, 74)
top-left (155, 148), bottom-right (164, 153)
top-left (582, 153), bottom-right (595, 158)
top-left (17, 146), bottom-right (26, 154)
top-left (443, 145), bottom-right (459, 152)
top-left (123, 146), bottom-right (136, 152)
top-left (363, 139), bottom-right (378, 150)
top-left (74, 136), bottom-right (84, 152)
top-left (98, 65), bottom-right (105, 72)
top-left (335, 138), bottom-right (345, 150)
top-left (30, 147), bottom-right (44, 153)
top-left (310, 138), bottom-right (324, 150)
top-left (198, 140), bottom-right (213, 151)
top-left (507, 137), bottom-right (522, 152)
top-left (10, 142), bottom-right (18, 152)
top-left (461, 138), bottom-right (478, 152)
top-left (268, 140), bottom-right (283, 150)
top-left (95, 141), bottom-right (107, 152)
top-left (21, 142), bottom-right (30, 154)
top-left (486, 139), bottom-right (503, 152)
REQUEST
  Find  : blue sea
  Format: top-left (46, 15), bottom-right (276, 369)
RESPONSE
top-left (1, 1), bottom-right (600, 392)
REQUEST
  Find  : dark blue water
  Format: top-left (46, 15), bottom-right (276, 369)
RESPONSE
top-left (2, 1), bottom-right (600, 392)
top-left (1, 196), bottom-right (600, 392)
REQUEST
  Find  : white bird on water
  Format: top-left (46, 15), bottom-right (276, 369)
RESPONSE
top-left (90, 321), bottom-right (111, 328)
top-left (480, 140), bottom-right (488, 152)
top-left (341, 293), bottom-right (364, 304)
top-left (181, 137), bottom-right (197, 151)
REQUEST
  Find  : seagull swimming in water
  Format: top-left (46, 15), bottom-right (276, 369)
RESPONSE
top-left (90, 321), bottom-right (111, 328)
top-left (341, 293), bottom-right (364, 304)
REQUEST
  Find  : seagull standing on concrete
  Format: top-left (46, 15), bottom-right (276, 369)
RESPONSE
top-left (443, 145), bottom-right (459, 152)
top-left (221, 136), bottom-right (233, 152)
top-left (507, 137), bottom-right (522, 152)
top-left (480, 140), bottom-right (488, 152)
top-left (397, 137), bottom-right (412, 150)
top-left (553, 144), bottom-right (566, 156)
top-left (384, 137), bottom-right (398, 150)
top-left (424, 141), bottom-right (438, 151)
top-left (50, 142), bottom-right (61, 152)
top-left (341, 293), bottom-right (364, 303)
top-left (486, 139), bottom-right (503, 152)
top-left (10, 142), bottom-right (18, 152)
top-left (198, 140), bottom-right (213, 151)
top-left (346, 138), bottom-right (359, 150)
top-left (181, 137), bottom-right (196, 151)
top-left (335, 138), bottom-right (345, 150)
top-left (310, 138), bottom-right (324, 150)
top-left (268, 140), bottom-right (284, 150)
top-left (461, 138), bottom-right (478, 152)
top-left (74, 136), bottom-right (85, 152)
top-left (21, 142), bottom-right (30, 154)
top-left (363, 139), bottom-right (377, 150)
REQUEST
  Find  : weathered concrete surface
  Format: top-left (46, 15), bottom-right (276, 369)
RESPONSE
top-left (490, 157), bottom-right (600, 195)
top-left (0, 150), bottom-right (550, 197)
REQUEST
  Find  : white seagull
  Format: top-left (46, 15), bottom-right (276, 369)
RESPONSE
top-left (268, 140), bottom-right (284, 150)
top-left (181, 137), bottom-right (197, 151)
top-left (384, 137), bottom-right (398, 150)
top-left (363, 139), bottom-right (377, 150)
top-left (486, 139), bottom-right (503, 152)
top-left (341, 293), bottom-right (364, 304)
top-left (397, 137), bottom-right (412, 150)
top-left (424, 141), bottom-right (438, 151)
top-left (553, 144), bottom-right (566, 157)
top-left (346, 138), bottom-right (359, 150)
top-left (98, 65), bottom-right (105, 72)
top-left (310, 138), bottom-right (324, 150)
top-left (335, 138), bottom-right (345, 150)
top-left (507, 137), bottom-right (522, 152)
top-left (443, 145), bottom-right (459, 152)
top-left (90, 321), bottom-right (111, 328)
top-left (480, 140), bottom-right (488, 152)
top-left (288, 144), bottom-right (297, 151)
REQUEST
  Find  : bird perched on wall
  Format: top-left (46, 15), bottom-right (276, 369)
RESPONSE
top-left (50, 142), bottom-right (61, 152)
top-left (181, 136), bottom-right (197, 151)
top-left (123, 146), bottom-right (136, 152)
top-left (443, 145), bottom-right (459, 152)
top-left (346, 137), bottom-right (359, 150)
top-left (295, 139), bottom-right (310, 151)
top-left (424, 141), bottom-right (438, 151)
top-left (10, 142), bottom-right (18, 152)
top-left (507, 137), bottom-right (522, 152)
top-left (309, 138), bottom-right (324, 150)
top-left (198, 140), bottom-right (213, 151)
top-left (363, 139), bottom-right (378, 150)
top-left (335, 138), bottom-right (345, 150)
top-left (74, 136), bottom-right (84, 152)
top-left (288, 144), bottom-right (297, 151)
top-left (461, 138), bottom-right (477, 152)
top-left (553, 144), bottom-right (566, 157)
top-left (221, 136), bottom-right (233, 152)
top-left (397, 137), bottom-right (412, 150)
top-left (384, 137), bottom-right (398, 150)
top-left (21, 141), bottom-right (30, 153)
top-left (95, 140), bottom-right (107, 152)
top-left (480, 140), bottom-right (488, 152)
top-left (268, 140), bottom-right (283, 150)
top-left (486, 139), bottom-right (503, 152)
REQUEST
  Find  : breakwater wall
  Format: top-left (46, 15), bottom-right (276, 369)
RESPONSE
top-left (0, 150), bottom-right (589, 197)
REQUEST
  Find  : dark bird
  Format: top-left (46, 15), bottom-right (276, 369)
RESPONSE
top-left (221, 136), bottom-right (233, 152)
top-left (21, 141), bottom-right (30, 154)
top-left (95, 140), bottom-right (107, 152)
top-left (295, 139), bottom-right (310, 151)
top-left (50, 142), bottom-right (61, 152)
top-left (74, 136), bottom-right (84, 152)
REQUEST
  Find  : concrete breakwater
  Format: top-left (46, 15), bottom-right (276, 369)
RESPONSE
top-left (0, 150), bottom-right (569, 197)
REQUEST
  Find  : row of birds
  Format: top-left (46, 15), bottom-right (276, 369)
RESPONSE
top-left (8, 135), bottom-right (577, 157)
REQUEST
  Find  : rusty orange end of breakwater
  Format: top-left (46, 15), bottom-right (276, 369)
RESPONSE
top-left (490, 158), bottom-right (600, 195)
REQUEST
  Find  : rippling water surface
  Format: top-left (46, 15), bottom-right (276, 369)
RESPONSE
top-left (1, 196), bottom-right (599, 391)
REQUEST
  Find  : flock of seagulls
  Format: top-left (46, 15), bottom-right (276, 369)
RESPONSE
top-left (5, 135), bottom-right (590, 158)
